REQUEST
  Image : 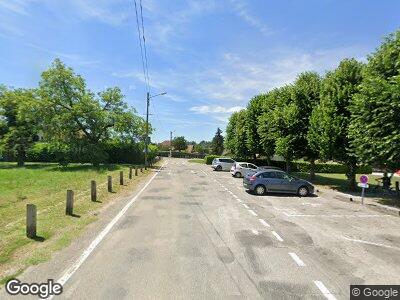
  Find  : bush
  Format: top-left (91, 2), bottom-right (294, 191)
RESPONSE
top-left (204, 155), bottom-right (220, 165)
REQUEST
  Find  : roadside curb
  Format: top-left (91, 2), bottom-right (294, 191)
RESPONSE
top-left (316, 186), bottom-right (400, 217)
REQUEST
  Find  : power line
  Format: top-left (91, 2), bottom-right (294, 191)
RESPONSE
top-left (139, 0), bottom-right (150, 91)
top-left (133, 0), bottom-right (149, 92)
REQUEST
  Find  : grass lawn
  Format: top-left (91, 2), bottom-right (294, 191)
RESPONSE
top-left (0, 161), bottom-right (153, 284)
top-left (188, 159), bottom-right (205, 164)
top-left (293, 172), bottom-right (400, 207)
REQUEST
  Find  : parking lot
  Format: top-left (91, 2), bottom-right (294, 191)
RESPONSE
top-left (5, 157), bottom-right (400, 300)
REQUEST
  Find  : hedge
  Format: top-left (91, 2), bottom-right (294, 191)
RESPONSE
top-left (204, 155), bottom-right (220, 165)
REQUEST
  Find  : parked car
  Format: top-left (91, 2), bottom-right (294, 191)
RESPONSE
top-left (211, 158), bottom-right (236, 171)
top-left (244, 165), bottom-right (283, 177)
top-left (243, 169), bottom-right (314, 196)
top-left (230, 162), bottom-right (259, 178)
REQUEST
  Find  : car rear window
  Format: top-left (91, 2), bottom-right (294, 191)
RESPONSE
top-left (221, 159), bottom-right (234, 163)
top-left (239, 163), bottom-right (247, 167)
top-left (260, 172), bottom-right (276, 178)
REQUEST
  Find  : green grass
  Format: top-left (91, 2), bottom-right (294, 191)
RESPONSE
top-left (294, 172), bottom-right (400, 206)
top-left (0, 161), bottom-right (153, 284)
top-left (188, 159), bottom-right (205, 164)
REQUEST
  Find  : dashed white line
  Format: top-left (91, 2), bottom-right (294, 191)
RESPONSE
top-left (248, 209), bottom-right (257, 216)
top-left (314, 281), bottom-right (337, 300)
top-left (258, 218), bottom-right (270, 227)
top-left (251, 229), bottom-right (260, 235)
top-left (271, 231), bottom-right (284, 242)
top-left (236, 199), bottom-right (242, 203)
top-left (289, 252), bottom-right (306, 267)
top-left (242, 204), bottom-right (249, 209)
top-left (232, 195), bottom-right (238, 199)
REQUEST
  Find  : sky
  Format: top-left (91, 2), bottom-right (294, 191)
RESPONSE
top-left (0, 0), bottom-right (399, 143)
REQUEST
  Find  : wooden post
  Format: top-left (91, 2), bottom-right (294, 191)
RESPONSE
top-left (108, 176), bottom-right (112, 192)
top-left (135, 167), bottom-right (138, 176)
top-left (26, 204), bottom-right (37, 239)
top-left (129, 167), bottom-right (133, 179)
top-left (120, 171), bottom-right (124, 185)
top-left (91, 180), bottom-right (97, 202)
top-left (396, 181), bottom-right (399, 196)
top-left (66, 190), bottom-right (74, 215)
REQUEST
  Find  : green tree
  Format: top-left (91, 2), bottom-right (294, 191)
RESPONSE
top-left (309, 59), bottom-right (364, 189)
top-left (349, 30), bottom-right (400, 177)
top-left (211, 127), bottom-right (224, 155)
top-left (172, 136), bottom-right (188, 152)
top-left (38, 59), bottom-right (146, 165)
top-left (259, 86), bottom-right (297, 171)
top-left (246, 95), bottom-right (265, 161)
top-left (291, 71), bottom-right (322, 180)
top-left (0, 88), bottom-right (39, 166)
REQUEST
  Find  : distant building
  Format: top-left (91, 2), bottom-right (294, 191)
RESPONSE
top-left (186, 144), bottom-right (194, 153)
top-left (158, 140), bottom-right (173, 151)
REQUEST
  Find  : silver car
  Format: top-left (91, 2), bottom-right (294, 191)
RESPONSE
top-left (230, 162), bottom-right (258, 178)
top-left (212, 158), bottom-right (236, 171)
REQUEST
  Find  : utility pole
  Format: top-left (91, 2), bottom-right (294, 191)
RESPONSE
top-left (169, 131), bottom-right (173, 157)
top-left (144, 92), bottom-right (167, 166)
top-left (144, 92), bottom-right (150, 167)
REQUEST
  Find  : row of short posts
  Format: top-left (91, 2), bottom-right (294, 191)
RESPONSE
top-left (26, 165), bottom-right (146, 239)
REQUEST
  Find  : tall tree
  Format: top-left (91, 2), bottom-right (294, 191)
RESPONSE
top-left (292, 71), bottom-right (321, 180)
top-left (38, 59), bottom-right (146, 165)
top-left (308, 59), bottom-right (364, 189)
top-left (259, 85), bottom-right (297, 171)
top-left (0, 88), bottom-right (39, 166)
top-left (172, 136), bottom-right (187, 152)
top-left (211, 127), bottom-right (224, 155)
top-left (246, 95), bottom-right (265, 161)
top-left (225, 114), bottom-right (238, 155)
top-left (257, 89), bottom-right (281, 165)
top-left (349, 30), bottom-right (400, 177)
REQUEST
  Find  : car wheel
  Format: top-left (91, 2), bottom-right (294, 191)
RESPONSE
top-left (255, 185), bottom-right (266, 196)
top-left (234, 172), bottom-right (241, 178)
top-left (216, 165), bottom-right (222, 171)
top-left (298, 186), bottom-right (309, 197)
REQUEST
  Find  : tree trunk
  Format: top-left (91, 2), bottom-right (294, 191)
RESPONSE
top-left (309, 159), bottom-right (316, 182)
top-left (17, 149), bottom-right (25, 167)
top-left (285, 159), bottom-right (291, 173)
top-left (347, 162), bottom-right (357, 191)
top-left (253, 153), bottom-right (257, 164)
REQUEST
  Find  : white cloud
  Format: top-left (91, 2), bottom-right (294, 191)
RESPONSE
top-left (228, 0), bottom-right (271, 36)
top-left (190, 105), bottom-right (244, 114)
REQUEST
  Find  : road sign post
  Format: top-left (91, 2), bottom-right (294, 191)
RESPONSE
top-left (358, 175), bottom-right (369, 205)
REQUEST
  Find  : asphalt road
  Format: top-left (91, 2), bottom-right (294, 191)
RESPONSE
top-left (2, 158), bottom-right (400, 299)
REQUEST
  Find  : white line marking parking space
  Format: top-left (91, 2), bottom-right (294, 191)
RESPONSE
top-left (258, 219), bottom-right (270, 227)
top-left (242, 204), bottom-right (249, 209)
top-left (50, 163), bottom-right (165, 298)
top-left (248, 209), bottom-right (257, 216)
top-left (314, 281), bottom-right (337, 300)
top-left (289, 252), bottom-right (306, 267)
top-left (272, 231), bottom-right (284, 242)
top-left (251, 229), bottom-right (260, 235)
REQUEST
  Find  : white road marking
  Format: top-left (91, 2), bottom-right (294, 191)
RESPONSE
top-left (233, 195), bottom-right (238, 199)
top-left (314, 281), bottom-right (337, 300)
top-left (341, 235), bottom-right (400, 251)
top-left (237, 199), bottom-right (242, 203)
top-left (271, 231), bottom-right (284, 242)
top-left (251, 229), bottom-right (260, 235)
top-left (248, 209), bottom-right (257, 216)
top-left (50, 163), bottom-right (165, 298)
top-left (289, 252), bottom-right (306, 266)
top-left (242, 204), bottom-right (249, 209)
top-left (258, 218), bottom-right (270, 227)
top-left (284, 212), bottom-right (390, 218)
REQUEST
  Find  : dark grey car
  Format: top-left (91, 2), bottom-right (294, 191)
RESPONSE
top-left (243, 169), bottom-right (314, 196)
